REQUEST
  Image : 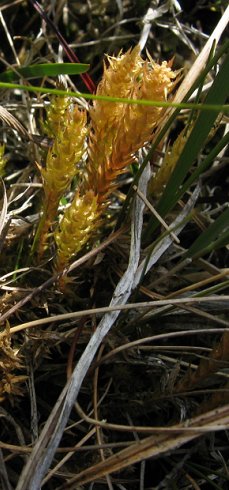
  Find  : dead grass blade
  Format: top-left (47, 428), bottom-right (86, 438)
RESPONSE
top-left (56, 403), bottom-right (229, 489)
top-left (175, 331), bottom-right (229, 393)
top-left (0, 105), bottom-right (29, 140)
top-left (0, 180), bottom-right (7, 236)
top-left (15, 164), bottom-right (150, 490)
top-left (3, 297), bottom-right (229, 336)
top-left (170, 6), bottom-right (229, 107)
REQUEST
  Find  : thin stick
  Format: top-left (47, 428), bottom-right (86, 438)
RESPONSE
top-left (133, 184), bottom-right (180, 243)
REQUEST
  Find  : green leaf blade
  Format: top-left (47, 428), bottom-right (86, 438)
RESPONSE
top-left (0, 62), bottom-right (90, 82)
top-left (157, 50), bottom-right (229, 218)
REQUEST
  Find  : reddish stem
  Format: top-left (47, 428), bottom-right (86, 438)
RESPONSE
top-left (29, 0), bottom-right (96, 93)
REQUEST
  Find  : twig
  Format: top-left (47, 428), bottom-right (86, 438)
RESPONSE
top-left (133, 184), bottom-right (180, 243)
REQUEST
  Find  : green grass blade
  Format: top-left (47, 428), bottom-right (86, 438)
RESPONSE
top-left (144, 49), bottom-right (229, 240)
top-left (185, 463), bottom-right (228, 489)
top-left (0, 80), bottom-right (227, 112)
top-left (187, 207), bottom-right (229, 259)
top-left (187, 462), bottom-right (229, 482)
top-left (0, 62), bottom-right (89, 82)
top-left (157, 51), bottom-right (229, 214)
top-left (179, 131), bottom-right (229, 198)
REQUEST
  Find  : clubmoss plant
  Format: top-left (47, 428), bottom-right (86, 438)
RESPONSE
top-left (42, 94), bottom-right (70, 137)
top-left (54, 190), bottom-right (99, 273)
top-left (35, 98), bottom-right (88, 257)
top-left (148, 125), bottom-right (192, 197)
top-left (52, 47), bottom-right (178, 275)
top-left (86, 47), bottom-right (177, 206)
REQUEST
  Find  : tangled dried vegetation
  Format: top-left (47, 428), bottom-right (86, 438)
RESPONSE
top-left (0, 1), bottom-right (229, 489)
